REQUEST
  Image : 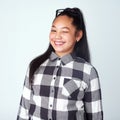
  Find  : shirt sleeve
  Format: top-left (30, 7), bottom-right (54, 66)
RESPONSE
top-left (17, 66), bottom-right (31, 120)
top-left (84, 67), bottom-right (103, 120)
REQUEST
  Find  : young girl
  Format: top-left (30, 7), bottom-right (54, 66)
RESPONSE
top-left (17, 7), bottom-right (103, 120)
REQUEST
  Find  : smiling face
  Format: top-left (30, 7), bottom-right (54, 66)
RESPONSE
top-left (49, 15), bottom-right (82, 57)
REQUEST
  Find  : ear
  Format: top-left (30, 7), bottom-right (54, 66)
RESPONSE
top-left (76, 30), bottom-right (83, 42)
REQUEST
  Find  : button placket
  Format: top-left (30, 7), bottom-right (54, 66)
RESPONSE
top-left (53, 77), bottom-right (56, 80)
top-left (48, 58), bottom-right (61, 119)
top-left (51, 88), bottom-right (54, 93)
top-left (56, 58), bottom-right (61, 70)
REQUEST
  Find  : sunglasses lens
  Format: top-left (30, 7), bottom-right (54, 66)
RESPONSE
top-left (56, 9), bottom-right (64, 17)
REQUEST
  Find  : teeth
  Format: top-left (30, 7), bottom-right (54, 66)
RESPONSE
top-left (54, 41), bottom-right (64, 45)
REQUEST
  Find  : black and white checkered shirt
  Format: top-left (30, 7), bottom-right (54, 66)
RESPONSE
top-left (17, 52), bottom-right (103, 120)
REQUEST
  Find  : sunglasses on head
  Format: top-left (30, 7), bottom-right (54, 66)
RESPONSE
top-left (55, 9), bottom-right (64, 17)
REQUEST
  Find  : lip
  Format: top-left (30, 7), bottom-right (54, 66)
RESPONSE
top-left (54, 41), bottom-right (65, 46)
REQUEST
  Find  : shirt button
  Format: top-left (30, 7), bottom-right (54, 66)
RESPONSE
top-left (51, 89), bottom-right (54, 92)
top-left (50, 104), bottom-right (52, 107)
top-left (53, 77), bottom-right (56, 80)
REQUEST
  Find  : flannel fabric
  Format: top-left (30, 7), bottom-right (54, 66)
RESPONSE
top-left (17, 52), bottom-right (103, 120)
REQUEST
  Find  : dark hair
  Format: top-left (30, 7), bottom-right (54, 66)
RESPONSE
top-left (29, 7), bottom-right (91, 83)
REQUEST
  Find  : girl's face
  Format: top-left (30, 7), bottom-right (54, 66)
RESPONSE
top-left (49, 15), bottom-right (82, 57)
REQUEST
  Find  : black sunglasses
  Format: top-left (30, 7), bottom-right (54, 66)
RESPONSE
top-left (55, 8), bottom-right (79, 17)
top-left (55, 9), bottom-right (64, 17)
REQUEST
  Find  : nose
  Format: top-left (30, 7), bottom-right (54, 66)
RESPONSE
top-left (55, 31), bottom-right (62, 39)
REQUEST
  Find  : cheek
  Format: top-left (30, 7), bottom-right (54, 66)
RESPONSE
top-left (66, 35), bottom-right (76, 42)
top-left (49, 33), bottom-right (54, 41)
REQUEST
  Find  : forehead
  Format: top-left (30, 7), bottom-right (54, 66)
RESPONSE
top-left (52, 15), bottom-right (74, 28)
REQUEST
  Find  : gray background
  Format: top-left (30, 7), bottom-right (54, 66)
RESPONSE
top-left (0, 0), bottom-right (120, 119)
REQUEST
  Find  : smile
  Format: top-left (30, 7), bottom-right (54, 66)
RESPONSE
top-left (54, 41), bottom-right (65, 45)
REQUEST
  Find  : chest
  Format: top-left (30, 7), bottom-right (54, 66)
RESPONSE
top-left (31, 61), bottom-right (88, 100)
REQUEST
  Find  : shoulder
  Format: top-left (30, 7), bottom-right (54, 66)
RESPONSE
top-left (74, 56), bottom-right (98, 76)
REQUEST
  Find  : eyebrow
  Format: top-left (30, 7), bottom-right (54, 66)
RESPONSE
top-left (52, 25), bottom-right (70, 30)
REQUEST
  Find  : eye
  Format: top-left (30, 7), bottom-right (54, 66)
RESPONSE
top-left (51, 29), bottom-right (56, 32)
top-left (62, 30), bottom-right (69, 33)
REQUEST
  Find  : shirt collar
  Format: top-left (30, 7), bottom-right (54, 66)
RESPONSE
top-left (49, 52), bottom-right (58, 61)
top-left (49, 52), bottom-right (76, 65)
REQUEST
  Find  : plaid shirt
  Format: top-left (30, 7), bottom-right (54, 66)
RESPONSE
top-left (17, 52), bottom-right (103, 120)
